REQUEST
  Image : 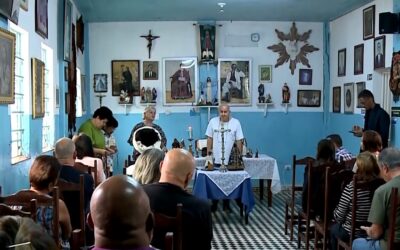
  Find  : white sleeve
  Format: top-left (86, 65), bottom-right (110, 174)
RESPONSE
top-left (205, 119), bottom-right (214, 138)
top-left (235, 119), bottom-right (244, 140)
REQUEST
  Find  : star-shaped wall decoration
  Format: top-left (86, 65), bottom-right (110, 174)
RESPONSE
top-left (267, 22), bottom-right (319, 75)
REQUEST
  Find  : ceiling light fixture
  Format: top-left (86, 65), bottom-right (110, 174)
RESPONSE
top-left (218, 2), bottom-right (226, 13)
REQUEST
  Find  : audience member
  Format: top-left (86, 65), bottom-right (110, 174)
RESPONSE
top-left (0, 216), bottom-right (58, 250)
top-left (143, 149), bottom-right (213, 250)
top-left (88, 175), bottom-right (155, 250)
top-left (73, 133), bottom-right (106, 184)
top-left (326, 134), bottom-right (353, 162)
top-left (103, 116), bottom-right (119, 175)
top-left (353, 130), bottom-right (382, 173)
top-left (78, 106), bottom-right (114, 156)
top-left (330, 152), bottom-right (385, 250)
top-left (353, 147), bottom-right (400, 250)
top-left (54, 137), bottom-right (94, 230)
top-left (128, 148), bottom-right (164, 184)
top-left (29, 155), bottom-right (72, 244)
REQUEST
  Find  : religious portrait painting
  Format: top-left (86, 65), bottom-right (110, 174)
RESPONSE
top-left (338, 49), bottom-right (346, 77)
top-left (299, 69), bottom-right (312, 85)
top-left (111, 60), bottom-right (140, 97)
top-left (218, 58), bottom-right (251, 106)
top-left (32, 58), bottom-right (45, 118)
top-left (143, 61), bottom-right (158, 80)
top-left (93, 74), bottom-right (107, 93)
top-left (333, 86), bottom-right (341, 113)
top-left (0, 28), bottom-right (15, 104)
top-left (354, 44), bottom-right (364, 75)
top-left (356, 81), bottom-right (366, 108)
top-left (344, 82), bottom-right (354, 114)
top-left (35, 0), bottom-right (48, 38)
top-left (374, 36), bottom-right (385, 69)
top-left (0, 0), bottom-right (19, 24)
top-left (259, 65), bottom-right (272, 83)
top-left (297, 90), bottom-right (321, 107)
top-left (163, 57), bottom-right (198, 106)
top-left (198, 63), bottom-right (218, 106)
top-left (63, 0), bottom-right (72, 61)
top-left (199, 25), bottom-right (216, 62)
top-left (363, 5), bottom-right (375, 40)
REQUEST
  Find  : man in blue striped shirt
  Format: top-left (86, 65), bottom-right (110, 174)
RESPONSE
top-left (327, 134), bottom-right (353, 162)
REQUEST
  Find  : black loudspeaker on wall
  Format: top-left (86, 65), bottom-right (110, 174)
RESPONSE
top-left (379, 12), bottom-right (400, 34)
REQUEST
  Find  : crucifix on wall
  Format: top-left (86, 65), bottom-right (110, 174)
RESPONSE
top-left (141, 30), bottom-right (160, 59)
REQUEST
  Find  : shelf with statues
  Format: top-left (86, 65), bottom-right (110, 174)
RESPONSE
top-left (256, 94), bottom-right (273, 117)
top-left (118, 91), bottom-right (134, 115)
top-left (281, 101), bottom-right (291, 114)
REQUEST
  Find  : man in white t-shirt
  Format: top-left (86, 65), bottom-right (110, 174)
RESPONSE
top-left (205, 104), bottom-right (244, 211)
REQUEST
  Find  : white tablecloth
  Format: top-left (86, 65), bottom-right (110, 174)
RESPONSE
top-left (195, 154), bottom-right (281, 194)
top-left (195, 170), bottom-right (251, 196)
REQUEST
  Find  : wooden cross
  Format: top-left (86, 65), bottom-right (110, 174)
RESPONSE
top-left (140, 30), bottom-right (160, 59)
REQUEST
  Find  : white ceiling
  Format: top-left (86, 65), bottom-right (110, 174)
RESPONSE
top-left (74, 0), bottom-right (374, 22)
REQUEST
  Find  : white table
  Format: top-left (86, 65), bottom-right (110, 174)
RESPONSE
top-left (194, 154), bottom-right (281, 207)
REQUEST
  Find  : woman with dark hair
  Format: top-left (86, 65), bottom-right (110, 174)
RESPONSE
top-left (73, 133), bottom-right (105, 184)
top-left (330, 152), bottom-right (384, 250)
top-left (29, 155), bottom-right (72, 246)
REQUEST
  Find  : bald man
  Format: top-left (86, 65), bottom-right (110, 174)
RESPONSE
top-left (88, 176), bottom-right (155, 250)
top-left (143, 149), bottom-right (212, 250)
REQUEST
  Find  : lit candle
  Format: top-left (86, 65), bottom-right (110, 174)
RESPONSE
top-left (188, 126), bottom-right (193, 139)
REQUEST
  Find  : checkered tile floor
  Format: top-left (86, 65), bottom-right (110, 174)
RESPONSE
top-left (211, 190), bottom-right (304, 249)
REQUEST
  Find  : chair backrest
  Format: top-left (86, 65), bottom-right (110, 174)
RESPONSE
top-left (0, 202), bottom-right (34, 218)
top-left (292, 155), bottom-right (314, 194)
top-left (342, 157), bottom-right (357, 170)
top-left (153, 203), bottom-right (183, 250)
top-left (164, 232), bottom-right (174, 250)
top-left (388, 187), bottom-right (400, 250)
top-left (57, 174), bottom-right (85, 245)
top-left (1, 187), bottom-right (60, 247)
top-left (74, 162), bottom-right (98, 188)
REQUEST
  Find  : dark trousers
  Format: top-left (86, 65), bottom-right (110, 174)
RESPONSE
top-left (330, 222), bottom-right (350, 250)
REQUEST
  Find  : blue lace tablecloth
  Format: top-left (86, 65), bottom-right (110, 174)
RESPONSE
top-left (195, 154), bottom-right (281, 194)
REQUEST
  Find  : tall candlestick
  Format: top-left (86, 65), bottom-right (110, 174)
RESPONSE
top-left (188, 126), bottom-right (193, 139)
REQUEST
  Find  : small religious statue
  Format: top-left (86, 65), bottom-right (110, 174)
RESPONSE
top-left (206, 77), bottom-right (213, 105)
top-left (152, 88), bottom-right (157, 102)
top-left (145, 87), bottom-right (152, 103)
top-left (198, 91), bottom-right (206, 105)
top-left (119, 90), bottom-right (131, 103)
top-left (172, 138), bottom-right (180, 149)
top-left (204, 152), bottom-right (214, 171)
top-left (258, 83), bottom-right (265, 103)
top-left (140, 87), bottom-right (145, 102)
top-left (140, 30), bottom-right (160, 59)
top-left (255, 149), bottom-right (259, 158)
top-left (282, 83), bottom-right (290, 103)
top-left (266, 94), bottom-right (272, 103)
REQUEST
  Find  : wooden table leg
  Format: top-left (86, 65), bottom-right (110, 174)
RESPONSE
top-left (267, 179), bottom-right (272, 207)
top-left (259, 179), bottom-right (264, 201)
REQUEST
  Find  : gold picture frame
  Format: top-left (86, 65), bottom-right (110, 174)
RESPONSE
top-left (32, 58), bottom-right (45, 118)
top-left (0, 27), bottom-right (16, 104)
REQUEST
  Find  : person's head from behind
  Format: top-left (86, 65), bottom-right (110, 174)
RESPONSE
top-left (88, 176), bottom-right (153, 248)
top-left (29, 155), bottom-right (61, 192)
top-left (74, 133), bottom-right (94, 159)
top-left (143, 106), bottom-right (156, 123)
top-left (133, 148), bottom-right (164, 184)
top-left (361, 130), bottom-right (382, 153)
top-left (104, 116), bottom-right (119, 135)
top-left (92, 106), bottom-right (113, 129)
top-left (356, 151), bottom-right (381, 182)
top-left (159, 148), bottom-right (195, 189)
top-left (377, 147), bottom-right (400, 182)
top-left (55, 137), bottom-right (76, 163)
top-left (316, 139), bottom-right (335, 162)
top-left (219, 104), bottom-right (231, 122)
top-left (358, 89), bottom-right (375, 110)
top-left (15, 216), bottom-right (58, 250)
top-left (326, 134), bottom-right (343, 149)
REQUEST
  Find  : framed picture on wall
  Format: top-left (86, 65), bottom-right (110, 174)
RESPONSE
top-left (0, 28), bottom-right (15, 104)
top-left (297, 90), bottom-right (321, 107)
top-left (363, 5), bottom-right (375, 40)
top-left (218, 58), bottom-right (251, 106)
top-left (93, 74), bottom-right (107, 93)
top-left (338, 48), bottom-right (346, 77)
top-left (374, 36), bottom-right (385, 69)
top-left (163, 57), bottom-right (198, 106)
top-left (81, 74), bottom-right (86, 112)
top-left (32, 58), bottom-right (45, 118)
top-left (354, 44), bottom-right (364, 75)
top-left (111, 60), bottom-right (140, 96)
top-left (333, 86), bottom-right (341, 113)
top-left (143, 61), bottom-right (158, 80)
top-left (299, 69), bottom-right (312, 85)
top-left (35, 0), bottom-right (48, 38)
top-left (344, 82), bottom-right (354, 114)
top-left (63, 0), bottom-right (72, 61)
top-left (356, 81), bottom-right (366, 108)
top-left (0, 0), bottom-right (19, 24)
top-left (259, 65), bottom-right (272, 83)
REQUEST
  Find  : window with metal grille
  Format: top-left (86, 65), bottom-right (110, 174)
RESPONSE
top-left (41, 44), bottom-right (54, 152)
top-left (9, 23), bottom-right (29, 164)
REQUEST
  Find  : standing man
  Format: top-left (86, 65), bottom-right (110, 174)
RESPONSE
top-left (353, 90), bottom-right (390, 148)
top-left (222, 63), bottom-right (245, 102)
top-left (206, 104), bottom-right (244, 212)
top-left (352, 147), bottom-right (400, 250)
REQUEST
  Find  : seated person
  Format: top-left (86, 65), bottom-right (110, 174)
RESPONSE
top-left (326, 134), bottom-right (353, 162)
top-left (129, 148), bottom-right (164, 184)
top-left (353, 130), bottom-right (382, 173)
top-left (330, 152), bottom-right (385, 250)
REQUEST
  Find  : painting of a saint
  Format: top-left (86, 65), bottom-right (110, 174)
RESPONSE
top-left (200, 25), bottom-right (215, 61)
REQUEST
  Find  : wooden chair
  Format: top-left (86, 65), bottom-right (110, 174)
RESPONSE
top-left (341, 157), bottom-right (356, 171)
top-left (388, 187), bottom-right (400, 250)
top-left (153, 203), bottom-right (183, 250)
top-left (1, 187), bottom-right (60, 247)
top-left (0, 202), bottom-right (34, 218)
top-left (284, 155), bottom-right (314, 241)
top-left (57, 175), bottom-right (85, 247)
top-left (74, 161), bottom-right (98, 188)
top-left (165, 232), bottom-right (174, 250)
top-left (70, 229), bottom-right (83, 250)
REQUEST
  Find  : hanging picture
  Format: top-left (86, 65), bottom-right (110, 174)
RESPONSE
top-left (143, 61), bottom-right (158, 80)
top-left (344, 82), bottom-right (354, 114)
top-left (389, 51), bottom-right (400, 96)
top-left (0, 28), bottom-right (15, 104)
top-left (338, 48), bottom-right (346, 77)
top-left (356, 81), bottom-right (366, 108)
top-left (32, 58), bottom-right (45, 118)
top-left (297, 90), bottom-right (321, 107)
top-left (354, 44), bottom-right (364, 75)
top-left (218, 58), bottom-right (251, 106)
top-left (198, 63), bottom-right (218, 106)
top-left (333, 86), bottom-right (341, 113)
top-left (93, 74), bottom-right (107, 93)
top-left (163, 57), bottom-right (198, 106)
top-left (374, 36), bottom-right (385, 69)
top-left (299, 69), bottom-right (312, 85)
top-left (63, 0), bottom-right (72, 61)
top-left (81, 74), bottom-right (86, 112)
top-left (259, 65), bottom-right (272, 83)
top-left (199, 25), bottom-right (215, 62)
top-left (9, 0), bottom-right (20, 24)
top-left (35, 0), bottom-right (48, 38)
top-left (363, 5), bottom-right (375, 40)
top-left (0, 0), bottom-right (19, 23)
top-left (111, 60), bottom-right (140, 96)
